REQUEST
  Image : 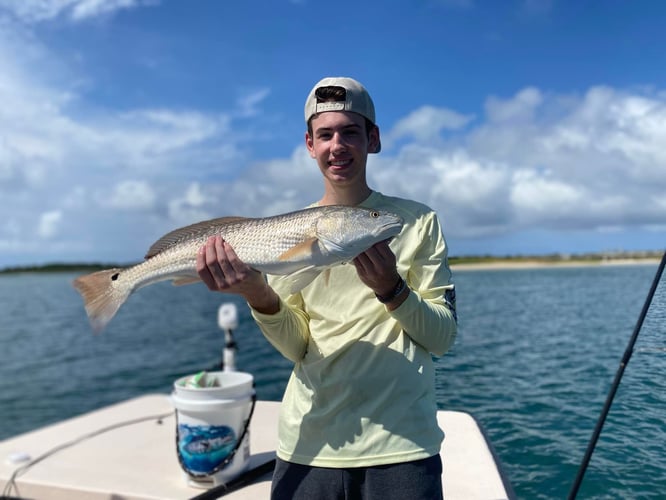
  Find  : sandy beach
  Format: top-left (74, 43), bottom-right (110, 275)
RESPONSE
top-left (450, 258), bottom-right (663, 272)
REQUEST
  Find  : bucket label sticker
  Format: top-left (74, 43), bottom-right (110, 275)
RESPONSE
top-left (177, 423), bottom-right (237, 474)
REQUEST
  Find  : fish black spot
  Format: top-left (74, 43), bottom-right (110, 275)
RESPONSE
top-left (111, 273), bottom-right (120, 281)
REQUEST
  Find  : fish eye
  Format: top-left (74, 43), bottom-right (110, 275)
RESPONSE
top-left (370, 211), bottom-right (379, 218)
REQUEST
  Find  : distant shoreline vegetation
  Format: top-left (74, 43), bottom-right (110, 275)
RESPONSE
top-left (0, 250), bottom-right (663, 274)
top-left (0, 262), bottom-right (136, 274)
top-left (449, 250), bottom-right (664, 266)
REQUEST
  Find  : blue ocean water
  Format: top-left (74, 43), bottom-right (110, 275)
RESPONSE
top-left (0, 264), bottom-right (664, 499)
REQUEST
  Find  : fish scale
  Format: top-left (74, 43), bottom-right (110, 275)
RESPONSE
top-left (73, 205), bottom-right (403, 332)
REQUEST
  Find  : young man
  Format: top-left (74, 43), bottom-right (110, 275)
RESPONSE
top-left (196, 77), bottom-right (457, 499)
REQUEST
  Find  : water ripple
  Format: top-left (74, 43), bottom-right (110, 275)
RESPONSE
top-left (1, 265), bottom-right (664, 498)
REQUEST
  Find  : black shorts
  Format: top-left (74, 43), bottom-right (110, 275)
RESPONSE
top-left (271, 454), bottom-right (443, 500)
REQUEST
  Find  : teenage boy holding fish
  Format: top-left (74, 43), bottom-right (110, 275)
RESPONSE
top-left (196, 77), bottom-right (457, 499)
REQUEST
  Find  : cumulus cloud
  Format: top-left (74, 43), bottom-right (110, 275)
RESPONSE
top-left (384, 106), bottom-right (474, 145)
top-left (4, 75), bottom-right (666, 263)
top-left (0, 12), bottom-right (664, 265)
top-left (366, 85), bottom-right (666, 244)
top-left (485, 87), bottom-right (543, 123)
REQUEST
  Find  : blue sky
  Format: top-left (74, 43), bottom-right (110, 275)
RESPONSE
top-left (0, 0), bottom-right (665, 267)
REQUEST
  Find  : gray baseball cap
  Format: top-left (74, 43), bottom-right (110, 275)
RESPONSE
top-left (304, 77), bottom-right (380, 153)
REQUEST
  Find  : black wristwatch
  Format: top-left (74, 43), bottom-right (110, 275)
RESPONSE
top-left (375, 277), bottom-right (407, 304)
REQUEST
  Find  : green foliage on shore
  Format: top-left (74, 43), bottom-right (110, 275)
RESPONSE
top-left (0, 262), bottom-right (131, 274)
top-left (449, 250), bottom-right (663, 266)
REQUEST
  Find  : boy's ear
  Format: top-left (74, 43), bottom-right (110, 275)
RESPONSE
top-left (368, 126), bottom-right (380, 154)
top-left (305, 131), bottom-right (316, 158)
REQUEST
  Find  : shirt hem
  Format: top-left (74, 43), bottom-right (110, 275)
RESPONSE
top-left (276, 447), bottom-right (440, 468)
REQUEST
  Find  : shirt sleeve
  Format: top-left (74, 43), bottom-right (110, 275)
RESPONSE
top-left (251, 205), bottom-right (457, 360)
top-left (390, 211), bottom-right (457, 356)
top-left (250, 284), bottom-right (311, 363)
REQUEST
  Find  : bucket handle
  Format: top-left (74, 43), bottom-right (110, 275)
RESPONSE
top-left (175, 391), bottom-right (257, 479)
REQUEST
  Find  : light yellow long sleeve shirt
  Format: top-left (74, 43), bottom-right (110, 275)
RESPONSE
top-left (251, 191), bottom-right (457, 467)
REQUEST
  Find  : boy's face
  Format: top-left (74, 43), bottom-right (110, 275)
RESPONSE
top-left (306, 111), bottom-right (379, 188)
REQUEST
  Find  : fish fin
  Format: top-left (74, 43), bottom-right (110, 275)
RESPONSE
top-left (316, 236), bottom-right (346, 255)
top-left (172, 276), bottom-right (201, 286)
top-left (145, 216), bottom-right (250, 259)
top-left (277, 238), bottom-right (319, 262)
top-left (315, 234), bottom-right (359, 261)
top-left (273, 266), bottom-right (323, 294)
top-left (72, 268), bottom-right (130, 333)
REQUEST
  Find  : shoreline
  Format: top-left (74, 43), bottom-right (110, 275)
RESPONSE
top-left (0, 257), bottom-right (662, 275)
top-left (450, 258), bottom-right (662, 271)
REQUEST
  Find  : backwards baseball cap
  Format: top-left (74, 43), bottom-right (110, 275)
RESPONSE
top-left (304, 77), bottom-right (381, 153)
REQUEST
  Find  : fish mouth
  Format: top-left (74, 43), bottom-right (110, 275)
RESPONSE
top-left (376, 218), bottom-right (404, 239)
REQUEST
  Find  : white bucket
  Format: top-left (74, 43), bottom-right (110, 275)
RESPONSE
top-left (170, 371), bottom-right (255, 488)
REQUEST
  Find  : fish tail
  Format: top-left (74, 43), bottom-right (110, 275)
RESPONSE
top-left (72, 268), bottom-right (130, 333)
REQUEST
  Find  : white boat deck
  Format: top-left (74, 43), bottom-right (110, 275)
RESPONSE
top-left (0, 395), bottom-right (514, 499)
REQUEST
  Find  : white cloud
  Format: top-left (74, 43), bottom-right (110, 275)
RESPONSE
top-left (105, 180), bottom-right (156, 210)
top-left (485, 87), bottom-right (543, 124)
top-left (236, 88), bottom-right (271, 118)
top-left (168, 183), bottom-right (214, 227)
top-left (567, 87), bottom-right (666, 178)
top-left (510, 169), bottom-right (584, 221)
top-left (96, 109), bottom-right (231, 169)
top-left (38, 210), bottom-right (62, 239)
top-left (385, 106), bottom-right (474, 145)
top-left (365, 85), bottom-right (666, 242)
top-left (0, 0), bottom-right (158, 23)
top-left (0, 21), bottom-right (247, 264)
top-left (0, 14), bottom-right (665, 265)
